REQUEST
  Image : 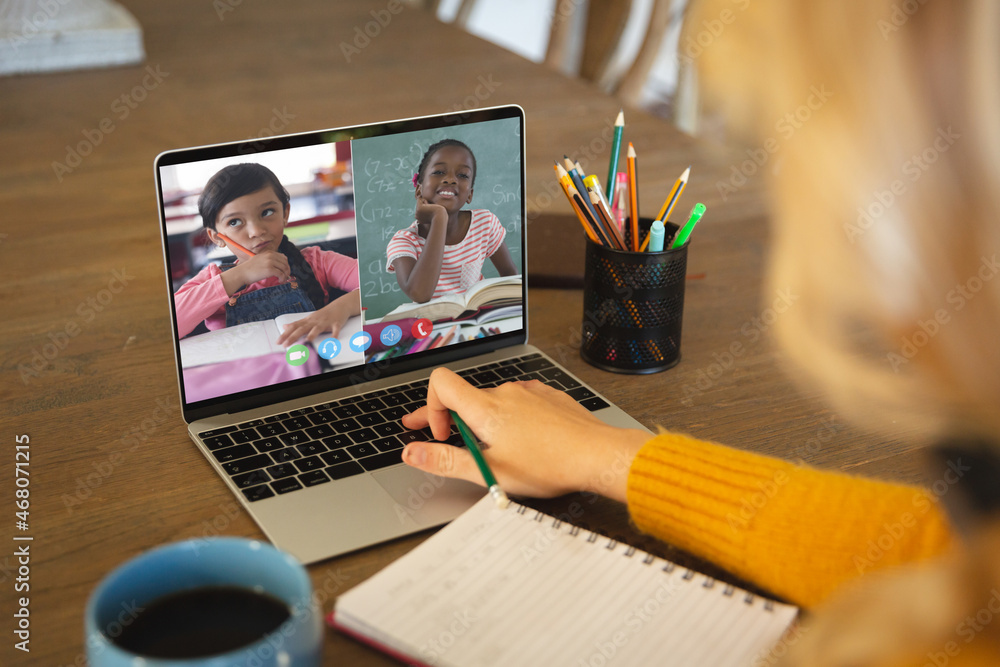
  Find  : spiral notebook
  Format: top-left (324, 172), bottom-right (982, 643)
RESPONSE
top-left (330, 495), bottom-right (799, 667)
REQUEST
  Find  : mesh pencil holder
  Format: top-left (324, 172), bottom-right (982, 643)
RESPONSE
top-left (581, 221), bottom-right (687, 374)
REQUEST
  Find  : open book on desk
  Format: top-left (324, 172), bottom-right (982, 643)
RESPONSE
top-left (329, 495), bottom-right (798, 667)
top-left (377, 275), bottom-right (522, 324)
top-left (179, 313), bottom-right (363, 368)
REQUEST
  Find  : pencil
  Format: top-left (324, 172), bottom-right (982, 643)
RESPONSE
top-left (218, 233), bottom-right (255, 258)
top-left (436, 324), bottom-right (458, 348)
top-left (585, 175), bottom-right (625, 248)
top-left (606, 110), bottom-right (624, 201)
top-left (627, 143), bottom-right (639, 251)
top-left (565, 157), bottom-right (601, 225)
top-left (589, 189), bottom-right (626, 251)
top-left (410, 333), bottom-right (435, 353)
top-left (571, 190), bottom-right (613, 247)
top-left (423, 333), bottom-right (442, 350)
top-left (555, 163), bottom-right (611, 246)
top-left (450, 410), bottom-right (509, 509)
top-left (583, 175), bottom-right (625, 243)
top-left (554, 163), bottom-right (596, 242)
top-left (655, 166), bottom-right (690, 223)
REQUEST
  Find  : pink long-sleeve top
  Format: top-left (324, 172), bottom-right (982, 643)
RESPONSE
top-left (174, 246), bottom-right (360, 338)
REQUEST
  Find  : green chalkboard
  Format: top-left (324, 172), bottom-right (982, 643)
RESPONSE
top-left (352, 117), bottom-right (523, 320)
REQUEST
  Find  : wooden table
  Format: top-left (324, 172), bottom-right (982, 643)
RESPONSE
top-left (0, 1), bottom-right (931, 664)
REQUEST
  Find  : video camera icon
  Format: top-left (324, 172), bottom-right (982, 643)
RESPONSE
top-left (286, 344), bottom-right (309, 366)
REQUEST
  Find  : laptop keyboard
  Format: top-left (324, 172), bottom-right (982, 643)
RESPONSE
top-left (197, 353), bottom-right (610, 503)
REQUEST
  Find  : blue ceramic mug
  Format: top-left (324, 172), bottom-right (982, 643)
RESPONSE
top-left (86, 538), bottom-right (322, 666)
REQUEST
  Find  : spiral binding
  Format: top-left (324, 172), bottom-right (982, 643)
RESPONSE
top-left (511, 501), bottom-right (773, 611)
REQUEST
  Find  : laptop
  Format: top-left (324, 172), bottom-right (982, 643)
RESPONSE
top-left (155, 105), bottom-right (650, 564)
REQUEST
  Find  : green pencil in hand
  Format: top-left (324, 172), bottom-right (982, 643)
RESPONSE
top-left (450, 410), bottom-right (510, 509)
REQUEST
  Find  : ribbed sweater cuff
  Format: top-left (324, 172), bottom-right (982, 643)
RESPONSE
top-left (626, 431), bottom-right (954, 608)
top-left (627, 431), bottom-right (794, 575)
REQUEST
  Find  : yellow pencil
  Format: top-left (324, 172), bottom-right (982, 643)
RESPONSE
top-left (655, 166), bottom-right (690, 223)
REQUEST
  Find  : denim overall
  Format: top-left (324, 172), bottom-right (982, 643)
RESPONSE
top-left (223, 268), bottom-right (316, 327)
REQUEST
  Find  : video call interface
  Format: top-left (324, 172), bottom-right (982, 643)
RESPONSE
top-left (158, 114), bottom-right (525, 404)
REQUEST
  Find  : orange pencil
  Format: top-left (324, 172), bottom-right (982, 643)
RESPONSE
top-left (555, 163), bottom-right (608, 246)
top-left (626, 143), bottom-right (639, 251)
top-left (431, 325), bottom-right (458, 348)
top-left (217, 233), bottom-right (256, 260)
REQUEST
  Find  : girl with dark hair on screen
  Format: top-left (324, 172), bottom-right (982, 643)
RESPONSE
top-left (175, 163), bottom-right (360, 346)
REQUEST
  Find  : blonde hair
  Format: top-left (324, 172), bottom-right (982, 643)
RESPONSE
top-left (685, 0), bottom-right (1000, 438)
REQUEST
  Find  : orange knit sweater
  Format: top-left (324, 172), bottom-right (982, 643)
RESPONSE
top-left (626, 432), bottom-right (954, 609)
top-left (624, 433), bottom-right (1000, 665)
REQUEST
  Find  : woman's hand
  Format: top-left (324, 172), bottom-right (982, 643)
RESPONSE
top-left (401, 368), bottom-right (650, 502)
top-left (275, 289), bottom-right (361, 346)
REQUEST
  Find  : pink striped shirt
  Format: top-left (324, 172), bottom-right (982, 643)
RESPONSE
top-left (386, 209), bottom-right (506, 298)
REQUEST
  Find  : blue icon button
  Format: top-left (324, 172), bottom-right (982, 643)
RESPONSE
top-left (318, 337), bottom-right (341, 360)
top-left (349, 331), bottom-right (372, 353)
top-left (380, 324), bottom-right (402, 347)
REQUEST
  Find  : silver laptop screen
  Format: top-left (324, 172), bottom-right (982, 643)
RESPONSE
top-left (156, 106), bottom-right (525, 413)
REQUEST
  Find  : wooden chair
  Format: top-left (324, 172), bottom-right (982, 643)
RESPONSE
top-left (545, 1), bottom-right (694, 131)
top-left (423, 0), bottom-right (697, 133)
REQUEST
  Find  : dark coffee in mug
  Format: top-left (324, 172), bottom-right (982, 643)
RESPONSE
top-left (110, 585), bottom-right (292, 659)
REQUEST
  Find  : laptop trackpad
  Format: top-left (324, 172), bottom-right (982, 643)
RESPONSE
top-left (372, 466), bottom-right (484, 527)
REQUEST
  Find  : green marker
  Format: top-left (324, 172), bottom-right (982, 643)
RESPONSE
top-left (670, 203), bottom-right (706, 249)
top-left (450, 410), bottom-right (510, 509)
